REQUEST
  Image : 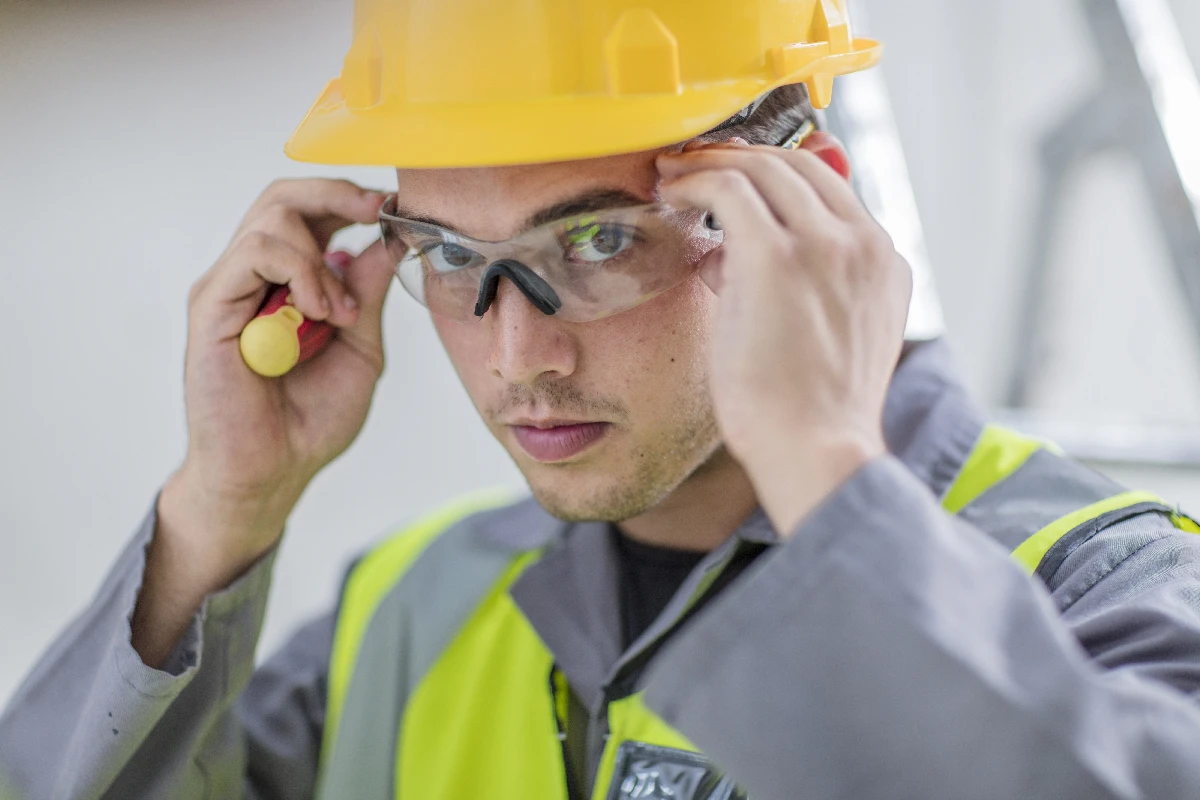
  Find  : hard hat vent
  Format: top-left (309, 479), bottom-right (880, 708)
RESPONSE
top-left (806, 0), bottom-right (852, 107)
top-left (811, 0), bottom-right (851, 54)
top-left (603, 9), bottom-right (682, 96)
top-left (342, 28), bottom-right (384, 110)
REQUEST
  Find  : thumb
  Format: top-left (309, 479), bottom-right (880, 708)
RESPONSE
top-left (339, 239), bottom-right (394, 352)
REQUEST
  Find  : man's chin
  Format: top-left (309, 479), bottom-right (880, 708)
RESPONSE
top-left (518, 456), bottom-right (701, 524)
top-left (503, 418), bottom-right (726, 523)
top-left (517, 464), bottom-right (652, 523)
top-left (527, 489), bottom-right (648, 524)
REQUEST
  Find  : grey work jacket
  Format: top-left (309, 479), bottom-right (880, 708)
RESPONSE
top-left (4, 339), bottom-right (1200, 799)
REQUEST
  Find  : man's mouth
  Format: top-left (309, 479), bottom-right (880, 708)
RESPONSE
top-left (508, 419), bottom-right (611, 463)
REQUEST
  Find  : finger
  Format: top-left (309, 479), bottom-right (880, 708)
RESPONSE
top-left (246, 202), bottom-right (321, 253)
top-left (336, 240), bottom-right (394, 357)
top-left (658, 148), bottom-right (835, 233)
top-left (782, 138), bottom-right (868, 219)
top-left (660, 167), bottom-right (788, 245)
top-left (800, 132), bottom-right (852, 182)
top-left (246, 207), bottom-right (358, 324)
top-left (196, 231), bottom-right (334, 337)
top-left (681, 136), bottom-right (749, 153)
top-left (249, 178), bottom-right (387, 225)
top-left (661, 140), bottom-right (863, 223)
top-left (314, 256), bottom-right (359, 328)
top-left (240, 179), bottom-right (388, 249)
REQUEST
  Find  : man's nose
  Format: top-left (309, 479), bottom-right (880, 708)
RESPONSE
top-left (483, 276), bottom-right (578, 385)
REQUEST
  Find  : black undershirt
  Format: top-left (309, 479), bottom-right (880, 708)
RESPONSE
top-left (612, 528), bottom-right (709, 648)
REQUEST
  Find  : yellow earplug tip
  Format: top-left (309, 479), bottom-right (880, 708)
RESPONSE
top-left (240, 310), bottom-right (302, 378)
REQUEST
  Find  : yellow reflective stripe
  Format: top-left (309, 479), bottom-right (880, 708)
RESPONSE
top-left (941, 425), bottom-right (1045, 514)
top-left (1171, 512), bottom-right (1200, 534)
top-left (397, 550), bottom-right (566, 800)
top-left (1010, 490), bottom-right (1163, 573)
top-left (591, 693), bottom-right (700, 800)
top-left (552, 667), bottom-right (570, 732)
top-left (321, 487), bottom-right (516, 771)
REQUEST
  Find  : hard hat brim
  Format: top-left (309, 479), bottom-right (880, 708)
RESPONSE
top-left (285, 39), bottom-right (881, 168)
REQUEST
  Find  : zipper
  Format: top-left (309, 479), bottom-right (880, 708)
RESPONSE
top-left (550, 664), bottom-right (587, 800)
top-left (564, 540), bottom-right (770, 799)
top-left (603, 541), bottom-right (760, 700)
top-left (589, 540), bottom-right (768, 794)
top-left (586, 686), bottom-right (616, 800)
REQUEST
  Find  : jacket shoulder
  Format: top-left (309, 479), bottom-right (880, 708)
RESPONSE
top-left (1046, 507), bottom-right (1200, 609)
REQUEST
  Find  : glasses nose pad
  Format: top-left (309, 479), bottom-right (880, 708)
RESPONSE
top-left (474, 259), bottom-right (563, 318)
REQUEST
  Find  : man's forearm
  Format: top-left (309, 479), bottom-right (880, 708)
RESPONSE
top-left (0, 497), bottom-right (278, 800)
top-left (132, 471), bottom-right (291, 669)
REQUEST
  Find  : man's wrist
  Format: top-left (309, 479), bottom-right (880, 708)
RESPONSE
top-left (740, 428), bottom-right (882, 538)
top-left (132, 473), bottom-right (290, 670)
top-left (157, 468), bottom-right (294, 592)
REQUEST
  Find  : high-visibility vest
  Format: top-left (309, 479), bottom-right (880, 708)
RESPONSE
top-left (314, 426), bottom-right (1200, 800)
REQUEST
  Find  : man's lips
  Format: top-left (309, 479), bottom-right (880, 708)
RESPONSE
top-left (509, 420), bottom-right (611, 462)
top-left (509, 417), bottom-right (595, 429)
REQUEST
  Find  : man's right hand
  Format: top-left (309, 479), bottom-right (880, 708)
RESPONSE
top-left (134, 179), bottom-right (395, 668)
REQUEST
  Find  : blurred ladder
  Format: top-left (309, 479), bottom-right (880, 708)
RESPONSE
top-left (1003, 0), bottom-right (1200, 467)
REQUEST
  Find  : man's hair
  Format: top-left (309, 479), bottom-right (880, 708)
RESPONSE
top-left (692, 83), bottom-right (818, 147)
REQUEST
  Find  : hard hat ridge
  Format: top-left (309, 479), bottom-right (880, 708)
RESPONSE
top-left (286, 0), bottom-right (881, 167)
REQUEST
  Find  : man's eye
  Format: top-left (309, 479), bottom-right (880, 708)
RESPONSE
top-left (422, 242), bottom-right (485, 272)
top-left (565, 223), bottom-right (636, 263)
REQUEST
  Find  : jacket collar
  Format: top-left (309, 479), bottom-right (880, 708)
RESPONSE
top-left (502, 338), bottom-right (986, 708)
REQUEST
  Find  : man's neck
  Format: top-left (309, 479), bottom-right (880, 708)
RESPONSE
top-left (608, 345), bottom-right (939, 553)
top-left (616, 446), bottom-right (760, 552)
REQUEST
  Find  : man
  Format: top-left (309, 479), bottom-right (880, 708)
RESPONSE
top-left (5, 1), bottom-right (1200, 799)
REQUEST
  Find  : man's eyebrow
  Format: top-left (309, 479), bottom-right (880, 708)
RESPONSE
top-left (523, 189), bottom-right (649, 230)
top-left (391, 188), bottom-right (651, 239)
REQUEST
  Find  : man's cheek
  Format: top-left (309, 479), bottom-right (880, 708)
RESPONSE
top-left (436, 320), bottom-right (489, 374)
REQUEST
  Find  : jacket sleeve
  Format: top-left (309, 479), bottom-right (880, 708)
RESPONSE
top-left (0, 498), bottom-right (335, 800)
top-left (642, 456), bottom-right (1200, 800)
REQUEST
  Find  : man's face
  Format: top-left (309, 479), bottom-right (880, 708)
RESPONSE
top-left (395, 149), bottom-right (725, 522)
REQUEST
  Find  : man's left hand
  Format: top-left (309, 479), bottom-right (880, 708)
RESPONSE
top-left (657, 134), bottom-right (912, 536)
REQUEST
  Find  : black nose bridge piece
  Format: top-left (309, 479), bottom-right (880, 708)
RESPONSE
top-left (474, 259), bottom-right (563, 318)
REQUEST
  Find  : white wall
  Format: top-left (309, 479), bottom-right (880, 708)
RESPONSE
top-left (0, 0), bottom-right (526, 702)
top-left (2, 0), bottom-right (1200, 703)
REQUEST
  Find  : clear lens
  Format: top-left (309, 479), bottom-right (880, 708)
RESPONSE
top-left (421, 239), bottom-right (488, 272)
top-left (379, 197), bottom-right (722, 323)
top-left (563, 221), bottom-right (637, 263)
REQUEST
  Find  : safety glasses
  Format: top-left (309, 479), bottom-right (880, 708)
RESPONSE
top-left (379, 118), bottom-right (816, 323)
top-left (380, 198), bottom-right (723, 323)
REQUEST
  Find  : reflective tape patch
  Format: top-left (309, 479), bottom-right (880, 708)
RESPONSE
top-left (606, 742), bottom-right (746, 800)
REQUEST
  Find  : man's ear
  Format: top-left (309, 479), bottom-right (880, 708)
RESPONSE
top-left (799, 131), bottom-right (852, 182)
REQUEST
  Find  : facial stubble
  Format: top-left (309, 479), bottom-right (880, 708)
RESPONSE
top-left (515, 373), bottom-right (723, 523)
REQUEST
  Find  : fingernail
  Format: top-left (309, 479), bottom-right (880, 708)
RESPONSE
top-left (343, 292), bottom-right (358, 311)
top-left (727, 136), bottom-right (750, 146)
top-left (321, 294), bottom-right (332, 315)
top-left (325, 250), bottom-right (353, 275)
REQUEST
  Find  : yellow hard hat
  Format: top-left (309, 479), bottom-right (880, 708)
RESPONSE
top-left (286, 0), bottom-right (882, 168)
